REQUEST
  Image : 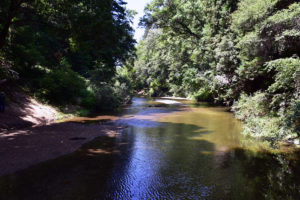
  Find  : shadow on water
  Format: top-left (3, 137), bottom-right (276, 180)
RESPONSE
top-left (0, 136), bottom-right (133, 200)
top-left (0, 120), bottom-right (209, 200)
top-left (102, 121), bottom-right (300, 199)
top-left (1, 98), bottom-right (300, 199)
top-left (225, 148), bottom-right (300, 200)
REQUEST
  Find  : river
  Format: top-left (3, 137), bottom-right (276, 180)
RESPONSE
top-left (1, 97), bottom-right (300, 199)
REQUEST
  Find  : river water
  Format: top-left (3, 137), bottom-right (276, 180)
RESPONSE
top-left (1, 97), bottom-right (300, 199)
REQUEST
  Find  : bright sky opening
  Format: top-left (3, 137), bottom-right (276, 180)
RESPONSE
top-left (125, 0), bottom-right (152, 42)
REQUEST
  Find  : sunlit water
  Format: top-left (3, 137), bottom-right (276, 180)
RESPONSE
top-left (1, 98), bottom-right (300, 199)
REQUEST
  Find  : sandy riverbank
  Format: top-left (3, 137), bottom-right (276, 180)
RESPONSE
top-left (0, 92), bottom-right (126, 176)
top-left (0, 121), bottom-right (124, 176)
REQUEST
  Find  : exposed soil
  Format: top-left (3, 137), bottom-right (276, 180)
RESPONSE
top-left (0, 121), bottom-right (124, 176)
top-left (0, 92), bottom-right (58, 131)
top-left (0, 91), bottom-right (124, 176)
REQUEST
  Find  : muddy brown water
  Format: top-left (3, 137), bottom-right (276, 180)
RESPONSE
top-left (1, 97), bottom-right (300, 200)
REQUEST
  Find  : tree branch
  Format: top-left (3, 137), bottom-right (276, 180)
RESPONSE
top-left (175, 19), bottom-right (201, 39)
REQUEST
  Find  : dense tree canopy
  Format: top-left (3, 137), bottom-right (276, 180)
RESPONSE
top-left (0, 0), bottom-right (136, 112)
top-left (132, 0), bottom-right (300, 141)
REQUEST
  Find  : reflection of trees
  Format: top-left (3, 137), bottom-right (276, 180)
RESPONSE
top-left (230, 148), bottom-right (300, 199)
top-left (146, 122), bottom-right (217, 199)
top-left (152, 121), bottom-right (300, 200)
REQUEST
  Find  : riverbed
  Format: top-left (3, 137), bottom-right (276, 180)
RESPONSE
top-left (1, 97), bottom-right (300, 199)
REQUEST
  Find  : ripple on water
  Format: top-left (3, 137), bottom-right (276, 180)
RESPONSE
top-left (1, 98), bottom-right (300, 200)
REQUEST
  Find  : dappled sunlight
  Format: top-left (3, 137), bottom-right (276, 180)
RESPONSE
top-left (0, 130), bottom-right (30, 138)
top-left (20, 98), bottom-right (57, 125)
top-left (0, 93), bottom-right (58, 131)
top-left (85, 148), bottom-right (120, 156)
top-left (62, 115), bottom-right (119, 123)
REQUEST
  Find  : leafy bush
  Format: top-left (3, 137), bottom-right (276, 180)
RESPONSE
top-left (232, 0), bottom-right (278, 32)
top-left (286, 101), bottom-right (300, 135)
top-left (232, 92), bottom-right (268, 121)
top-left (149, 79), bottom-right (168, 97)
top-left (114, 81), bottom-right (131, 104)
top-left (81, 90), bottom-right (97, 110)
top-left (0, 56), bottom-right (18, 81)
top-left (91, 84), bottom-right (121, 111)
top-left (266, 58), bottom-right (300, 112)
top-left (232, 92), bottom-right (282, 140)
top-left (191, 87), bottom-right (213, 102)
top-left (37, 63), bottom-right (134, 112)
top-left (243, 116), bottom-right (284, 141)
top-left (77, 108), bottom-right (91, 117)
top-left (37, 67), bottom-right (86, 105)
top-left (114, 66), bottom-right (133, 103)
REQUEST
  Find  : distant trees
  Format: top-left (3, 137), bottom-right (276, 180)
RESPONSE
top-left (133, 0), bottom-right (300, 141)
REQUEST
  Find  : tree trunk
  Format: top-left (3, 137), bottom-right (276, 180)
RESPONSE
top-left (0, 15), bottom-right (14, 49)
top-left (0, 0), bottom-right (24, 49)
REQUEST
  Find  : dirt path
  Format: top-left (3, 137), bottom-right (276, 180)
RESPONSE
top-left (0, 121), bottom-right (124, 176)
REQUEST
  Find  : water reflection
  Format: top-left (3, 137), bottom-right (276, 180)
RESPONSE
top-left (1, 98), bottom-right (300, 199)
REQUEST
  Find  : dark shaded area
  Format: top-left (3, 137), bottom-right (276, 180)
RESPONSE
top-left (0, 0), bottom-right (135, 113)
top-left (0, 136), bottom-right (124, 200)
top-left (69, 137), bottom-right (86, 141)
top-left (275, 0), bottom-right (298, 10)
top-left (221, 148), bottom-right (300, 200)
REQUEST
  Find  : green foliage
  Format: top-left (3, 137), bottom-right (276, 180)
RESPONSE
top-left (232, 92), bottom-right (286, 141)
top-left (191, 87), bottom-right (213, 102)
top-left (114, 66), bottom-right (134, 104)
top-left (134, 0), bottom-right (237, 98)
top-left (266, 58), bottom-right (300, 112)
top-left (77, 109), bottom-right (92, 117)
top-left (0, 0), bottom-right (136, 113)
top-left (286, 101), bottom-right (300, 135)
top-left (133, 30), bottom-right (170, 96)
top-left (232, 0), bottom-right (278, 32)
top-left (0, 55), bottom-right (18, 81)
top-left (149, 79), bottom-right (161, 97)
top-left (131, 0), bottom-right (300, 143)
top-left (81, 91), bottom-right (97, 110)
top-left (243, 116), bottom-right (284, 141)
top-left (232, 92), bottom-right (268, 121)
top-left (38, 67), bottom-right (86, 105)
top-left (90, 84), bottom-right (121, 111)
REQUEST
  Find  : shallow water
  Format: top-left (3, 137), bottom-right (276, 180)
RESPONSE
top-left (1, 97), bottom-right (300, 199)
